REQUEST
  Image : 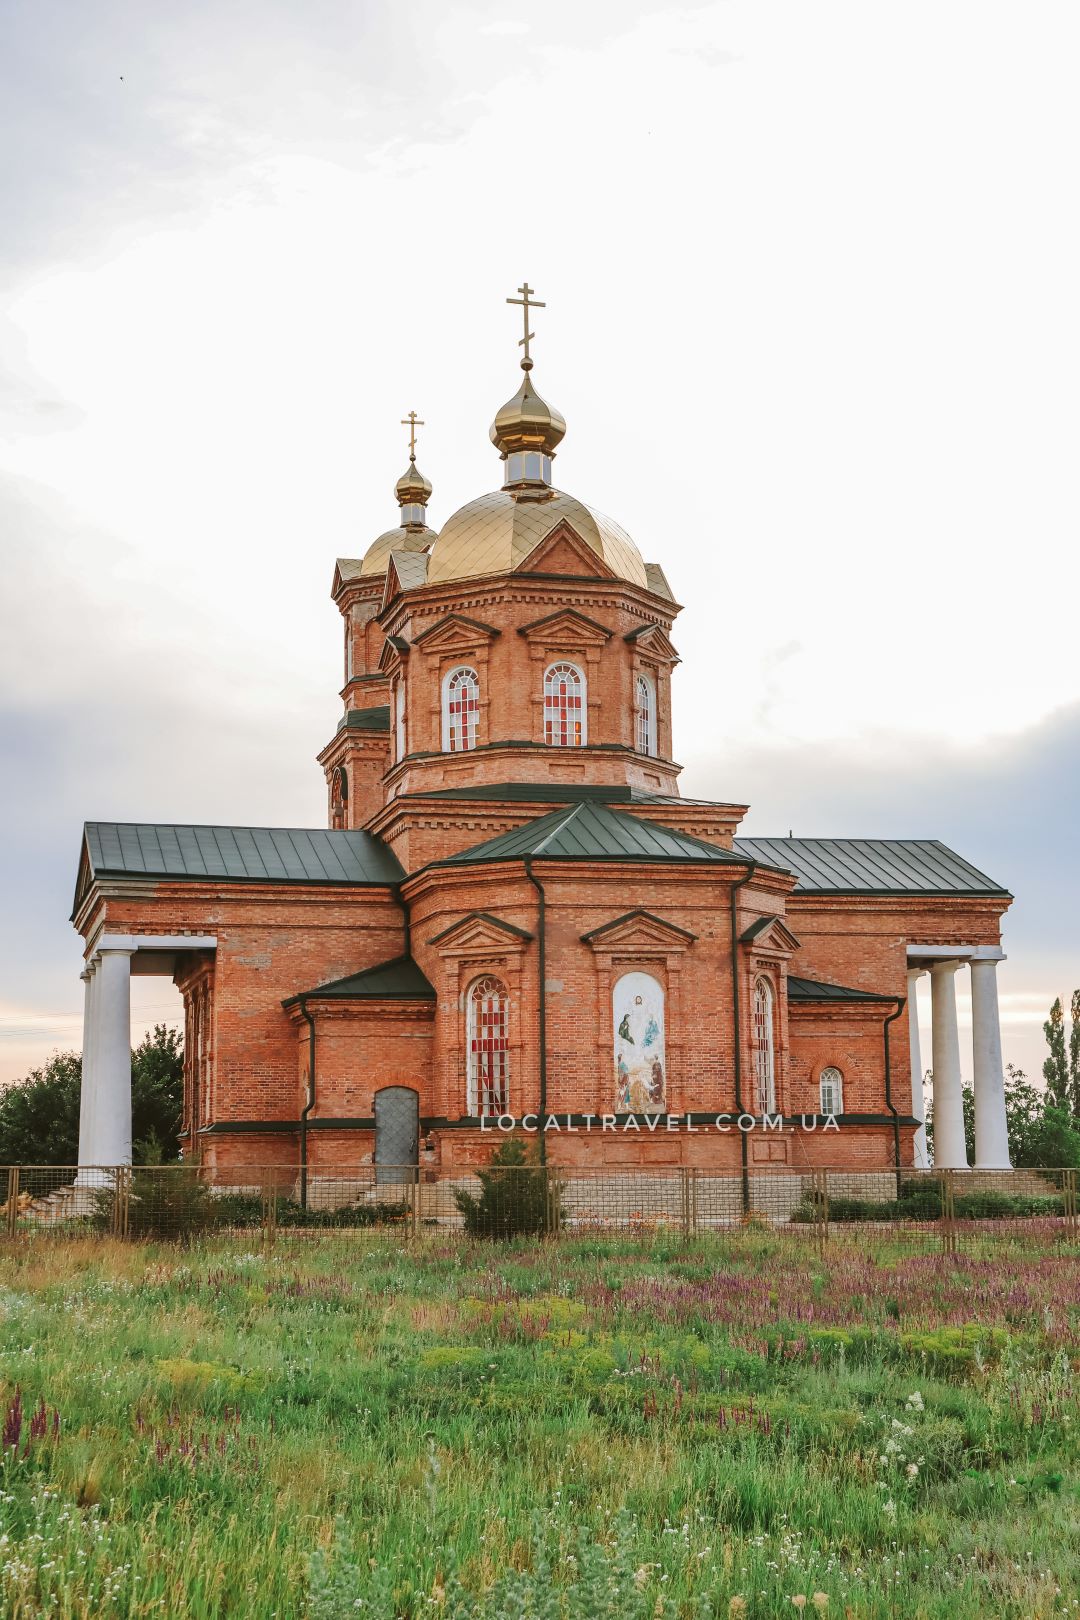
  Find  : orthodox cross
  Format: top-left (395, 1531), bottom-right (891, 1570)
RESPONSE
top-left (401, 410), bottom-right (424, 460)
top-left (506, 281), bottom-right (545, 365)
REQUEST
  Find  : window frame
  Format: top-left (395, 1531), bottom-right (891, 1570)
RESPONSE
top-left (466, 975), bottom-right (510, 1117)
top-left (543, 660), bottom-right (587, 747)
top-left (635, 672), bottom-right (656, 757)
top-left (442, 665), bottom-right (480, 753)
top-left (394, 678), bottom-right (406, 761)
top-left (752, 976), bottom-right (776, 1114)
top-left (819, 1065), bottom-right (844, 1116)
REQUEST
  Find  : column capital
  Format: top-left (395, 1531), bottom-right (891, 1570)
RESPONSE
top-left (929, 957), bottom-right (962, 977)
top-left (95, 943), bottom-right (137, 958)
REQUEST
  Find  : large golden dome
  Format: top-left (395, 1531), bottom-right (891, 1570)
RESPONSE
top-left (358, 524), bottom-right (436, 578)
top-left (426, 489), bottom-right (648, 589)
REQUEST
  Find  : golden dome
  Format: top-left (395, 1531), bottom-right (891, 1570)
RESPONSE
top-left (490, 367), bottom-right (566, 460)
top-left (359, 525), bottom-right (436, 578)
top-left (426, 489), bottom-right (648, 589)
top-left (395, 459), bottom-right (432, 506)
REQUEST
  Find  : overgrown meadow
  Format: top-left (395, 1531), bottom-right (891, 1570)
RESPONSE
top-left (1, 1231), bottom-right (1079, 1618)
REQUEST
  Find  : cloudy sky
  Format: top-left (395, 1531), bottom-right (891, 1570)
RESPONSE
top-left (1, 0), bottom-right (1077, 1086)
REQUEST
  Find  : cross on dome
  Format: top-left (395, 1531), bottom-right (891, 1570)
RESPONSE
top-left (400, 410), bottom-right (424, 461)
top-left (506, 281), bottom-right (545, 371)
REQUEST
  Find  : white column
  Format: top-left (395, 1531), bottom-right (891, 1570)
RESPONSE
top-left (93, 946), bottom-right (135, 1167)
top-left (971, 958), bottom-right (1012, 1170)
top-left (76, 967), bottom-right (96, 1174)
top-left (930, 960), bottom-right (969, 1169)
top-left (906, 968), bottom-right (929, 1168)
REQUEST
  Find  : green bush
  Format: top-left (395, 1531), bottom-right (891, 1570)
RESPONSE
top-left (93, 1165), bottom-right (224, 1241)
top-left (453, 1137), bottom-right (558, 1239)
top-left (790, 1181), bottom-right (1062, 1224)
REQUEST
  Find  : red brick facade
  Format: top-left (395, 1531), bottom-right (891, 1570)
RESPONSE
top-left (73, 415), bottom-right (1010, 1181)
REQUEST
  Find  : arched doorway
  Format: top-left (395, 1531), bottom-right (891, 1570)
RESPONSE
top-left (374, 1086), bottom-right (419, 1187)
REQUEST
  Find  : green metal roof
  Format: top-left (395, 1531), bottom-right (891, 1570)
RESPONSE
top-left (338, 706), bottom-right (390, 732)
top-left (733, 837), bottom-right (1009, 897)
top-left (787, 975), bottom-right (898, 1004)
top-left (284, 955), bottom-right (435, 1005)
top-left (442, 801), bottom-right (747, 866)
top-left (82, 823), bottom-right (404, 887)
top-left (418, 782), bottom-right (723, 807)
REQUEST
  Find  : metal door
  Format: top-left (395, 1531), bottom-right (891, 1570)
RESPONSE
top-left (374, 1086), bottom-right (419, 1186)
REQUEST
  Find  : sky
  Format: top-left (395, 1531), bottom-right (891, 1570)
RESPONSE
top-left (1, 0), bottom-right (1078, 1088)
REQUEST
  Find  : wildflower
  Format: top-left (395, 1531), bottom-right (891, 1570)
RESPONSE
top-left (812, 1597), bottom-right (829, 1612)
top-left (791, 1599), bottom-right (807, 1611)
top-left (906, 1463), bottom-right (919, 1479)
top-left (728, 1600), bottom-right (747, 1616)
top-left (634, 1566), bottom-right (650, 1589)
top-left (905, 1392), bottom-right (924, 1412)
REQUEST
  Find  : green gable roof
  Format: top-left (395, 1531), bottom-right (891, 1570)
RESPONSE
top-left (442, 801), bottom-right (747, 866)
top-left (82, 823), bottom-right (404, 888)
top-left (733, 837), bottom-right (1008, 897)
top-left (284, 955), bottom-right (435, 1006)
top-left (787, 975), bottom-right (898, 1004)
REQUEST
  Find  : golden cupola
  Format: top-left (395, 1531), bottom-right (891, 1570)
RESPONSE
top-left (489, 282), bottom-right (566, 493)
top-left (357, 411), bottom-right (437, 578)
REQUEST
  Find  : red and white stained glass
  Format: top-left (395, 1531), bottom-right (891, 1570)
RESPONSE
top-left (468, 976), bottom-right (509, 1116)
top-left (544, 662), bottom-right (585, 747)
top-left (753, 977), bottom-right (776, 1114)
top-left (445, 666), bottom-right (479, 752)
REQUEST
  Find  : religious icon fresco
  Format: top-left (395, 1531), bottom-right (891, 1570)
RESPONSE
top-left (613, 971), bottom-right (666, 1113)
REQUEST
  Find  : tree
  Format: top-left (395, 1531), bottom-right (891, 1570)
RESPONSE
top-left (0, 1025), bottom-right (184, 1166)
top-left (924, 1064), bottom-right (1080, 1169)
top-left (453, 1136), bottom-right (557, 1238)
top-left (1070, 988), bottom-right (1080, 1118)
top-left (1043, 997), bottom-right (1069, 1109)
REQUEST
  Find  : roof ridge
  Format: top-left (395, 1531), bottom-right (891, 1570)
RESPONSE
top-left (532, 800), bottom-right (588, 854)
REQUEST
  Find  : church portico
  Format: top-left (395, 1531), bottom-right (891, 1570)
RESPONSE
top-left (906, 945), bottom-right (1011, 1171)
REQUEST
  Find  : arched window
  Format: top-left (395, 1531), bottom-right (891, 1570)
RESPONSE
top-left (635, 674), bottom-right (656, 757)
top-left (819, 1066), bottom-right (844, 1116)
top-left (544, 662), bottom-right (586, 747)
top-left (330, 766), bottom-right (348, 830)
top-left (467, 976), bottom-right (510, 1116)
top-left (442, 666), bottom-right (480, 752)
top-left (394, 679), bottom-right (406, 761)
top-left (613, 971), bottom-right (666, 1113)
top-left (752, 977), bottom-right (776, 1114)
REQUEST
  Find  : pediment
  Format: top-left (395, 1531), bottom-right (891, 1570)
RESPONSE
top-left (428, 911), bottom-right (534, 956)
top-left (518, 607), bottom-right (613, 647)
top-left (412, 614), bottom-right (502, 655)
top-left (625, 623), bottom-right (681, 664)
top-left (377, 634), bottom-right (411, 674)
top-left (581, 909), bottom-right (697, 952)
top-left (739, 914), bottom-right (800, 956)
top-left (515, 523), bottom-right (618, 581)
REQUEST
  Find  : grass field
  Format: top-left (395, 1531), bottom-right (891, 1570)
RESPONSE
top-left (0, 1231), bottom-right (1078, 1618)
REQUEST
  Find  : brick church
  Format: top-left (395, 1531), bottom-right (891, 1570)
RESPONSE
top-left (71, 287), bottom-right (1016, 1184)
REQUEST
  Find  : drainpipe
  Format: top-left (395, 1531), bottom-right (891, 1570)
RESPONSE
top-left (298, 997), bottom-right (316, 1210)
top-left (730, 861), bottom-right (757, 1218)
top-left (523, 857), bottom-right (548, 1165)
top-left (883, 997), bottom-right (906, 1190)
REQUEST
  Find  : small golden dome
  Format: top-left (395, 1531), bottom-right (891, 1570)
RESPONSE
top-left (359, 525), bottom-right (435, 579)
top-left (426, 489), bottom-right (647, 589)
top-left (395, 458), bottom-right (433, 507)
top-left (489, 366), bottom-right (567, 460)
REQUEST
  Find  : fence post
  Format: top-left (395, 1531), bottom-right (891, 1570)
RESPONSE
top-left (262, 1174), bottom-right (277, 1253)
top-left (940, 1170), bottom-right (956, 1256)
top-left (814, 1169), bottom-right (829, 1257)
top-left (112, 1166), bottom-right (131, 1240)
top-left (1062, 1169), bottom-right (1078, 1240)
top-left (411, 1176), bottom-right (422, 1239)
top-left (545, 1166), bottom-right (562, 1238)
top-left (5, 1168), bottom-right (18, 1240)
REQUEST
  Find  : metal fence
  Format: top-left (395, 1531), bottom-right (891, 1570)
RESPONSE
top-left (1, 1163), bottom-right (1077, 1252)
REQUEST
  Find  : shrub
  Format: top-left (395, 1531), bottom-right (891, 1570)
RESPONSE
top-left (453, 1137), bottom-right (559, 1239)
top-left (93, 1165), bottom-right (224, 1241)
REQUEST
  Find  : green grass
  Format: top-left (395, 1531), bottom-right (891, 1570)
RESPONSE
top-left (1, 1232), bottom-right (1079, 1618)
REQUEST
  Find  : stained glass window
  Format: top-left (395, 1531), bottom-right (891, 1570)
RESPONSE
top-left (636, 674), bottom-right (655, 756)
top-left (443, 666), bottom-right (480, 752)
top-left (544, 662), bottom-right (586, 747)
top-left (467, 976), bottom-right (509, 1116)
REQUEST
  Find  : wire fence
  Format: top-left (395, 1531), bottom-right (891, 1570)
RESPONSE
top-left (1, 1162), bottom-right (1077, 1253)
